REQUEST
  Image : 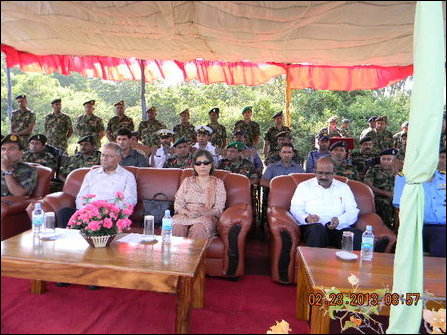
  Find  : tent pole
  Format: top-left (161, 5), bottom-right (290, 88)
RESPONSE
top-left (139, 59), bottom-right (147, 120)
top-left (285, 65), bottom-right (292, 127)
top-left (6, 66), bottom-right (13, 119)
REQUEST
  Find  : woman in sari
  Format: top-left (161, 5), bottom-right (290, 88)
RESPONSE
top-left (172, 149), bottom-right (226, 239)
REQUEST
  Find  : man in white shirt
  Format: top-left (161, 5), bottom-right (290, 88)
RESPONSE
top-left (290, 156), bottom-right (362, 249)
top-left (149, 129), bottom-right (174, 168)
top-left (192, 125), bottom-right (221, 165)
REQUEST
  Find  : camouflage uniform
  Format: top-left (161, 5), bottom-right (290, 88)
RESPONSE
top-left (264, 126), bottom-right (291, 156)
top-left (22, 151), bottom-right (58, 172)
top-left (1, 162), bottom-right (37, 196)
top-left (318, 127), bottom-right (343, 138)
top-left (233, 120), bottom-right (260, 147)
top-left (364, 129), bottom-right (394, 153)
top-left (340, 128), bottom-right (352, 137)
top-left (106, 115), bottom-right (135, 141)
top-left (207, 122), bottom-right (227, 149)
top-left (392, 131), bottom-right (407, 149)
top-left (75, 114), bottom-right (105, 148)
top-left (360, 127), bottom-right (374, 140)
top-left (164, 154), bottom-right (193, 169)
top-left (44, 112), bottom-right (73, 151)
top-left (173, 123), bottom-right (196, 144)
top-left (350, 149), bottom-right (375, 181)
top-left (59, 152), bottom-right (101, 177)
top-left (364, 165), bottom-right (395, 229)
top-left (217, 158), bottom-right (258, 179)
top-left (10, 109), bottom-right (36, 144)
top-left (138, 119), bottom-right (166, 147)
top-left (396, 148), bottom-right (406, 162)
top-left (334, 161), bottom-right (360, 181)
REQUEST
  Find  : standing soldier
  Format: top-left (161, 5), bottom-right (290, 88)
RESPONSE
top-left (263, 111), bottom-right (291, 158)
top-left (75, 100), bottom-right (105, 149)
top-left (318, 116), bottom-right (343, 138)
top-left (164, 137), bottom-right (193, 169)
top-left (217, 142), bottom-right (259, 184)
top-left (350, 136), bottom-right (375, 181)
top-left (173, 109), bottom-right (196, 144)
top-left (360, 116), bottom-right (378, 140)
top-left (364, 149), bottom-right (398, 230)
top-left (22, 134), bottom-right (58, 173)
top-left (138, 106), bottom-right (166, 149)
top-left (105, 100), bottom-right (135, 142)
top-left (10, 94), bottom-right (36, 145)
top-left (44, 98), bottom-right (73, 152)
top-left (364, 116), bottom-right (394, 153)
top-left (393, 121), bottom-right (409, 149)
top-left (340, 119), bottom-right (352, 137)
top-left (207, 107), bottom-right (227, 150)
top-left (234, 106), bottom-right (260, 148)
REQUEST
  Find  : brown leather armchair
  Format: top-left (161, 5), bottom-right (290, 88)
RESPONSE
top-left (1, 164), bottom-right (53, 240)
top-left (28, 167), bottom-right (252, 278)
top-left (268, 173), bottom-right (397, 284)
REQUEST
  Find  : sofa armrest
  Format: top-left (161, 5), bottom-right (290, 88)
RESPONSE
top-left (1, 196), bottom-right (33, 216)
top-left (355, 212), bottom-right (397, 253)
top-left (25, 192), bottom-right (76, 227)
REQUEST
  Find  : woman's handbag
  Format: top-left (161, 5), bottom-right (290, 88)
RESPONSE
top-left (143, 193), bottom-right (174, 228)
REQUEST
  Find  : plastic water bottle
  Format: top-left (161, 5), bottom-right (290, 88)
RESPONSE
top-left (32, 203), bottom-right (45, 237)
top-left (361, 225), bottom-right (374, 261)
top-left (161, 209), bottom-right (173, 243)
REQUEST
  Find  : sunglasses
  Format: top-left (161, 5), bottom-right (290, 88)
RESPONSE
top-left (194, 161), bottom-right (211, 166)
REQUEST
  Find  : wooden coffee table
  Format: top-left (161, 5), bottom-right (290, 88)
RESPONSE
top-left (295, 246), bottom-right (446, 334)
top-left (1, 229), bottom-right (208, 334)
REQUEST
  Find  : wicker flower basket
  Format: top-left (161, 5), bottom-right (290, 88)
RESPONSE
top-left (81, 231), bottom-right (116, 248)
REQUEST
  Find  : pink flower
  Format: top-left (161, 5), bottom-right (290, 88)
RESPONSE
top-left (87, 220), bottom-right (102, 231)
top-left (103, 218), bottom-right (113, 229)
top-left (116, 218), bottom-right (132, 232)
top-left (115, 191), bottom-right (124, 200)
top-left (122, 208), bottom-right (133, 216)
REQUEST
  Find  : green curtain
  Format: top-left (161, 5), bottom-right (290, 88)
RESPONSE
top-left (387, 2), bottom-right (445, 334)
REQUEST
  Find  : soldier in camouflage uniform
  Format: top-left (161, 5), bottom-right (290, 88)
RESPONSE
top-left (330, 141), bottom-right (360, 181)
top-left (22, 134), bottom-right (58, 172)
top-left (393, 121), bottom-right (408, 149)
top-left (340, 119), bottom-right (352, 137)
top-left (264, 131), bottom-right (301, 166)
top-left (207, 107), bottom-right (227, 149)
top-left (105, 100), bottom-right (135, 142)
top-left (138, 106), bottom-right (166, 148)
top-left (164, 137), bottom-right (193, 169)
top-left (10, 95), bottom-right (36, 145)
top-left (1, 134), bottom-right (37, 197)
top-left (360, 116), bottom-right (378, 140)
top-left (233, 106), bottom-right (260, 148)
top-left (364, 149), bottom-right (399, 229)
top-left (217, 142), bottom-right (259, 184)
top-left (364, 116), bottom-right (394, 153)
top-left (350, 136), bottom-right (375, 181)
top-left (173, 109), bottom-right (196, 144)
top-left (318, 116), bottom-right (343, 139)
top-left (263, 111), bottom-right (291, 157)
top-left (44, 98), bottom-right (73, 152)
top-left (59, 136), bottom-right (101, 182)
top-left (75, 100), bottom-right (105, 149)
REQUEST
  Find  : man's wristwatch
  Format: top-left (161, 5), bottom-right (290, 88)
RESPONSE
top-left (2, 169), bottom-right (14, 176)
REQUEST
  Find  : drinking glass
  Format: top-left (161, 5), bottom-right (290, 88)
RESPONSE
top-left (341, 231), bottom-right (354, 253)
top-left (41, 212), bottom-right (56, 238)
top-left (143, 215), bottom-right (156, 242)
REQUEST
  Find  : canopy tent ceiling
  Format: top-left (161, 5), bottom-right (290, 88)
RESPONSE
top-left (1, 1), bottom-right (444, 89)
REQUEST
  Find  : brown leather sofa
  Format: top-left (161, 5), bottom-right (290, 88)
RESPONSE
top-left (26, 167), bottom-right (253, 278)
top-left (268, 173), bottom-right (397, 284)
top-left (1, 164), bottom-right (53, 241)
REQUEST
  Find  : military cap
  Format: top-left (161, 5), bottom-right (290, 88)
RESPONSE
top-left (317, 133), bottom-right (330, 141)
top-left (327, 116), bottom-right (338, 123)
top-left (15, 94), bottom-right (26, 100)
top-left (329, 141), bottom-right (347, 151)
top-left (77, 135), bottom-right (95, 144)
top-left (156, 129), bottom-right (174, 138)
top-left (83, 100), bottom-right (95, 106)
top-left (367, 116), bottom-right (378, 123)
top-left (1, 134), bottom-right (24, 150)
top-left (401, 132), bottom-right (407, 138)
top-left (276, 131), bottom-right (291, 139)
top-left (401, 121), bottom-right (409, 128)
top-left (376, 116), bottom-right (388, 123)
top-left (272, 111), bottom-right (283, 119)
top-left (342, 119), bottom-right (350, 124)
top-left (195, 125), bottom-right (213, 135)
top-left (359, 136), bottom-right (373, 144)
top-left (146, 106), bottom-right (157, 112)
top-left (51, 98), bottom-right (61, 105)
top-left (233, 130), bottom-right (245, 136)
top-left (209, 107), bottom-right (220, 114)
top-left (226, 142), bottom-right (245, 151)
top-left (242, 106), bottom-right (253, 115)
top-left (179, 108), bottom-right (190, 116)
top-left (29, 134), bottom-right (47, 145)
top-left (114, 100), bottom-right (125, 107)
top-left (173, 137), bottom-right (188, 147)
top-left (378, 148), bottom-right (398, 156)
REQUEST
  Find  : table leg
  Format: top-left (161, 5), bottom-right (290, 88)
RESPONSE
top-left (192, 258), bottom-right (205, 309)
top-left (31, 280), bottom-right (46, 294)
top-left (296, 261), bottom-right (310, 321)
top-left (310, 305), bottom-right (330, 334)
top-left (176, 276), bottom-right (192, 334)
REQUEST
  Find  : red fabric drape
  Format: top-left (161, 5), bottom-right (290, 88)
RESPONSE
top-left (1, 44), bottom-right (413, 90)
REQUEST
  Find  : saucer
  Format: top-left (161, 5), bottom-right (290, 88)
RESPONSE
top-left (336, 251), bottom-right (358, 261)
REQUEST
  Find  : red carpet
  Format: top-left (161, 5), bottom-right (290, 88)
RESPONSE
top-left (1, 276), bottom-right (309, 334)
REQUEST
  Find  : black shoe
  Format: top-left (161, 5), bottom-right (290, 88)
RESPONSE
top-left (88, 285), bottom-right (100, 290)
top-left (56, 282), bottom-right (70, 287)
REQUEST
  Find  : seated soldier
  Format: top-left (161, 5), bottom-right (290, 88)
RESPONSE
top-left (264, 131), bottom-right (301, 166)
top-left (393, 152), bottom-right (446, 257)
top-left (350, 136), bottom-right (375, 181)
top-left (58, 136), bottom-right (101, 182)
top-left (233, 130), bottom-right (263, 176)
top-left (290, 156), bottom-right (362, 250)
top-left (261, 143), bottom-right (304, 188)
top-left (22, 134), bottom-right (57, 173)
top-left (116, 128), bottom-right (148, 167)
top-left (364, 149), bottom-right (399, 230)
top-left (1, 134), bottom-right (37, 197)
top-left (217, 142), bottom-right (259, 185)
top-left (330, 141), bottom-right (360, 181)
top-left (164, 137), bottom-right (193, 169)
top-left (149, 129), bottom-right (174, 168)
top-left (305, 134), bottom-right (331, 173)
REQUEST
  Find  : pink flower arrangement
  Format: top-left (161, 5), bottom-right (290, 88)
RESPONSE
top-left (67, 191), bottom-right (134, 236)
